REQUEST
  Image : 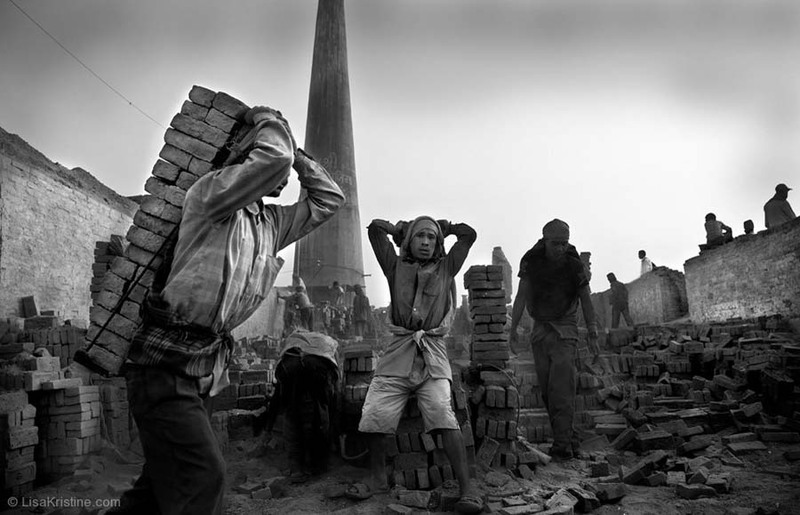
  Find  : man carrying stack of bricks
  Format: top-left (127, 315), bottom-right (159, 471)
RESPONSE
top-left (109, 106), bottom-right (344, 514)
top-left (353, 216), bottom-right (483, 514)
top-left (509, 219), bottom-right (599, 461)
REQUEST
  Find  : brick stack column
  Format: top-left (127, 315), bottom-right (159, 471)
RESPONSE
top-left (34, 385), bottom-right (102, 480)
top-left (0, 391), bottom-right (38, 505)
top-left (78, 86), bottom-right (251, 375)
top-left (386, 371), bottom-right (474, 490)
top-left (96, 378), bottom-right (131, 449)
top-left (463, 265), bottom-right (521, 469)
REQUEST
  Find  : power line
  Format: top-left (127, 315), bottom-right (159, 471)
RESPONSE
top-left (8, 0), bottom-right (165, 129)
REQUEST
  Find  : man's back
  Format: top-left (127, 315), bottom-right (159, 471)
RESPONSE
top-left (765, 197), bottom-right (796, 229)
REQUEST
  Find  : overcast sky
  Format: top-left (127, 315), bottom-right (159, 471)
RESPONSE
top-left (1, 0), bottom-right (798, 309)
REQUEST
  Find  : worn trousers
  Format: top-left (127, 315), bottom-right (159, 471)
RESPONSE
top-left (115, 366), bottom-right (225, 515)
top-left (611, 306), bottom-right (633, 328)
top-left (530, 324), bottom-right (577, 451)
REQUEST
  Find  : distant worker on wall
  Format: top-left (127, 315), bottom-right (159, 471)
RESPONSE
top-left (354, 216), bottom-right (482, 514)
top-left (606, 273), bottom-right (634, 328)
top-left (509, 219), bottom-right (599, 461)
top-left (764, 183), bottom-right (796, 229)
top-left (331, 280), bottom-right (345, 307)
top-left (743, 219), bottom-right (755, 235)
top-left (279, 285), bottom-right (315, 335)
top-left (110, 106), bottom-right (344, 515)
top-left (638, 249), bottom-right (655, 276)
top-left (704, 212), bottom-right (733, 248)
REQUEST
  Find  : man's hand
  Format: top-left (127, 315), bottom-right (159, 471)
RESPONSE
top-left (392, 220), bottom-right (409, 247)
top-left (587, 326), bottom-right (600, 357)
top-left (63, 362), bottom-right (94, 383)
top-left (245, 105), bottom-right (296, 149)
top-left (293, 148), bottom-right (319, 174)
top-left (244, 105), bottom-right (282, 125)
top-left (370, 219), bottom-right (395, 234)
top-left (437, 219), bottom-right (451, 236)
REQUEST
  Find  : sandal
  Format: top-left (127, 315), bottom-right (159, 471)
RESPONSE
top-left (454, 494), bottom-right (484, 514)
top-left (343, 482), bottom-right (388, 501)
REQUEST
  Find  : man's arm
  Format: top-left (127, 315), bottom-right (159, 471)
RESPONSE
top-left (578, 284), bottom-right (599, 356)
top-left (783, 202), bottom-right (797, 221)
top-left (191, 108), bottom-right (296, 223)
top-left (442, 221), bottom-right (477, 275)
top-left (509, 279), bottom-right (528, 346)
top-left (367, 219), bottom-right (399, 276)
top-left (272, 150), bottom-right (346, 251)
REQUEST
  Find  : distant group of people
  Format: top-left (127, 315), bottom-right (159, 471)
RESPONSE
top-left (703, 183), bottom-right (795, 249)
top-left (280, 280), bottom-right (373, 339)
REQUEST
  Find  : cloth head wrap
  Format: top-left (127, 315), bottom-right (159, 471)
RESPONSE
top-left (542, 219), bottom-right (570, 240)
top-left (401, 216), bottom-right (445, 261)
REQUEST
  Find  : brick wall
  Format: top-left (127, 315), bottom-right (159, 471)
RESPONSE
top-left (684, 217), bottom-right (800, 323)
top-left (0, 156), bottom-right (135, 321)
top-left (592, 268), bottom-right (688, 327)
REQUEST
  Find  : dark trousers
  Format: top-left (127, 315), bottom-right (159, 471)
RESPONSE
top-left (531, 324), bottom-right (577, 451)
top-left (611, 306), bottom-right (633, 328)
top-left (277, 354), bottom-right (335, 474)
top-left (114, 366), bottom-right (225, 515)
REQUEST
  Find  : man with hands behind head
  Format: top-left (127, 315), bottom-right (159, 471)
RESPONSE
top-left (111, 105), bottom-right (344, 515)
top-left (509, 219), bottom-right (598, 461)
top-left (353, 216), bottom-right (482, 514)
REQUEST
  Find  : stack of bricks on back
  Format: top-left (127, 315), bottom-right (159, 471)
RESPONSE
top-left (82, 86), bottom-right (252, 375)
top-left (0, 390), bottom-right (38, 503)
top-left (89, 237), bottom-right (126, 305)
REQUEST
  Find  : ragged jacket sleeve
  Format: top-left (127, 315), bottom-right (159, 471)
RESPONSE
top-left (190, 112), bottom-right (296, 223)
top-left (270, 154), bottom-right (346, 251)
top-left (444, 222), bottom-right (477, 275)
top-left (367, 220), bottom-right (398, 277)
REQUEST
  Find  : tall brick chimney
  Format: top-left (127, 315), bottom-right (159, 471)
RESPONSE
top-left (293, 0), bottom-right (365, 303)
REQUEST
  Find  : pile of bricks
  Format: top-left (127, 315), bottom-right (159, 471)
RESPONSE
top-left (213, 365), bottom-right (275, 412)
top-left (462, 264), bottom-right (559, 477)
top-left (79, 86), bottom-right (252, 375)
top-left (22, 325), bottom-right (86, 368)
top-left (96, 377), bottom-right (131, 448)
top-left (0, 318), bottom-right (25, 347)
top-left (0, 352), bottom-right (62, 392)
top-left (0, 390), bottom-right (38, 504)
top-left (464, 265), bottom-right (510, 368)
top-left (386, 371), bottom-right (474, 490)
top-left (33, 385), bottom-right (102, 480)
top-left (340, 344), bottom-right (376, 431)
top-left (342, 344), bottom-right (376, 417)
top-left (473, 370), bottom-right (520, 469)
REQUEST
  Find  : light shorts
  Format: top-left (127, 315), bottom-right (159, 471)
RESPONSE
top-left (358, 374), bottom-right (460, 434)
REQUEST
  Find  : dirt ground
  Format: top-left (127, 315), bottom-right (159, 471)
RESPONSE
top-left (6, 431), bottom-right (800, 515)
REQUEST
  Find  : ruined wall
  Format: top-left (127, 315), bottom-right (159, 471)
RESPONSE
top-left (592, 268), bottom-right (688, 328)
top-left (0, 155), bottom-right (135, 320)
top-left (230, 289), bottom-right (283, 341)
top-left (684, 217), bottom-right (800, 323)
